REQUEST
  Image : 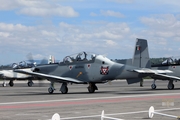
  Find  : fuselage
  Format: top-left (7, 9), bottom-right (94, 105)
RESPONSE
top-left (34, 54), bottom-right (140, 83)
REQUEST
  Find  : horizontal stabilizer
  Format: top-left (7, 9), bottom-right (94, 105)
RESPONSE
top-left (152, 73), bottom-right (180, 81)
top-left (132, 68), bottom-right (173, 74)
top-left (126, 78), bottom-right (142, 84)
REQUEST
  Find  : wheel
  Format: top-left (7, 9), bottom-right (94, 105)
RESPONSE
top-left (168, 83), bottom-right (174, 90)
top-left (27, 82), bottom-right (33, 87)
top-left (9, 81), bottom-right (14, 87)
top-left (151, 84), bottom-right (156, 89)
top-left (88, 86), bottom-right (95, 93)
top-left (48, 87), bottom-right (54, 94)
top-left (61, 86), bottom-right (68, 94)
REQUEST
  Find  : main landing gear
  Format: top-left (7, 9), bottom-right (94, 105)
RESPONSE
top-left (151, 79), bottom-right (175, 90)
top-left (167, 80), bottom-right (174, 90)
top-left (9, 80), bottom-right (14, 87)
top-left (2, 80), bottom-right (14, 87)
top-left (60, 83), bottom-right (68, 94)
top-left (87, 83), bottom-right (98, 93)
top-left (48, 82), bottom-right (68, 94)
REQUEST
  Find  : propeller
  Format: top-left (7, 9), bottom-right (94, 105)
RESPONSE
top-left (26, 53), bottom-right (49, 87)
top-left (26, 53), bottom-right (36, 67)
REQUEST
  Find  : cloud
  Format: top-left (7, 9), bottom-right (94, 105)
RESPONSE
top-left (107, 0), bottom-right (134, 3)
top-left (18, 5), bottom-right (79, 17)
top-left (41, 30), bottom-right (56, 37)
top-left (0, 23), bottom-right (34, 32)
top-left (105, 40), bottom-right (117, 46)
top-left (0, 0), bottom-right (20, 10)
top-left (0, 20), bottom-right (132, 64)
top-left (140, 14), bottom-right (180, 38)
top-left (90, 12), bottom-right (97, 16)
top-left (0, 0), bottom-right (79, 17)
top-left (100, 10), bottom-right (124, 18)
top-left (0, 32), bottom-right (10, 38)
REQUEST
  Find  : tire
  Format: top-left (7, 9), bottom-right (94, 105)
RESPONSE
top-left (61, 86), bottom-right (68, 94)
top-left (27, 82), bottom-right (33, 87)
top-left (9, 81), bottom-right (14, 87)
top-left (151, 84), bottom-right (156, 89)
top-left (48, 87), bottom-right (54, 94)
top-left (168, 83), bottom-right (174, 90)
top-left (88, 86), bottom-right (95, 93)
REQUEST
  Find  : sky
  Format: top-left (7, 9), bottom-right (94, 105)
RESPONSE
top-left (0, 0), bottom-right (180, 65)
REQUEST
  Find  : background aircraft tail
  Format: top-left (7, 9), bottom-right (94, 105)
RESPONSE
top-left (48, 55), bottom-right (55, 64)
top-left (132, 38), bottom-right (151, 68)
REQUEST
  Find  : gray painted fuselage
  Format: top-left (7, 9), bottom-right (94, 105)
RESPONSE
top-left (35, 54), bottom-right (140, 83)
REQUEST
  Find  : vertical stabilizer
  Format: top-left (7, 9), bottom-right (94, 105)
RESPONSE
top-left (48, 55), bottom-right (55, 64)
top-left (132, 38), bottom-right (151, 68)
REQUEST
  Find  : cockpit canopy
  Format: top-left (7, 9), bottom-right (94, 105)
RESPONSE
top-left (162, 56), bottom-right (180, 65)
top-left (63, 51), bottom-right (96, 63)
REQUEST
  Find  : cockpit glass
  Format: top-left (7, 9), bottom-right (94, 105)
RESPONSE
top-left (162, 56), bottom-right (180, 65)
top-left (63, 51), bottom-right (96, 63)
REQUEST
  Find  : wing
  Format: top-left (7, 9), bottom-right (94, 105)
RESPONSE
top-left (14, 69), bottom-right (84, 83)
top-left (132, 68), bottom-right (180, 81)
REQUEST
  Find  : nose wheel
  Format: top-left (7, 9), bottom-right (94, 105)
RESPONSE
top-left (27, 81), bottom-right (33, 87)
top-left (151, 84), bottom-right (156, 89)
top-left (48, 87), bottom-right (55, 94)
top-left (151, 79), bottom-right (156, 89)
top-left (48, 81), bottom-right (55, 94)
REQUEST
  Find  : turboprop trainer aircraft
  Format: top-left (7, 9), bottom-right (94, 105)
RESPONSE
top-left (150, 56), bottom-right (180, 90)
top-left (0, 61), bottom-right (35, 87)
top-left (14, 39), bottom-right (172, 94)
top-left (0, 55), bottom-right (54, 87)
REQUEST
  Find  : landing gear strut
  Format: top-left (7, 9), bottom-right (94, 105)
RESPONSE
top-left (167, 80), bottom-right (174, 90)
top-left (88, 83), bottom-right (98, 93)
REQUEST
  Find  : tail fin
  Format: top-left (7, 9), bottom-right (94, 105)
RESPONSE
top-left (48, 55), bottom-right (55, 64)
top-left (132, 38), bottom-right (151, 68)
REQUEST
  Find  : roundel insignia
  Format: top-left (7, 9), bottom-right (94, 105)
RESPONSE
top-left (87, 64), bottom-right (91, 69)
top-left (69, 66), bottom-right (73, 70)
top-left (172, 66), bottom-right (176, 69)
